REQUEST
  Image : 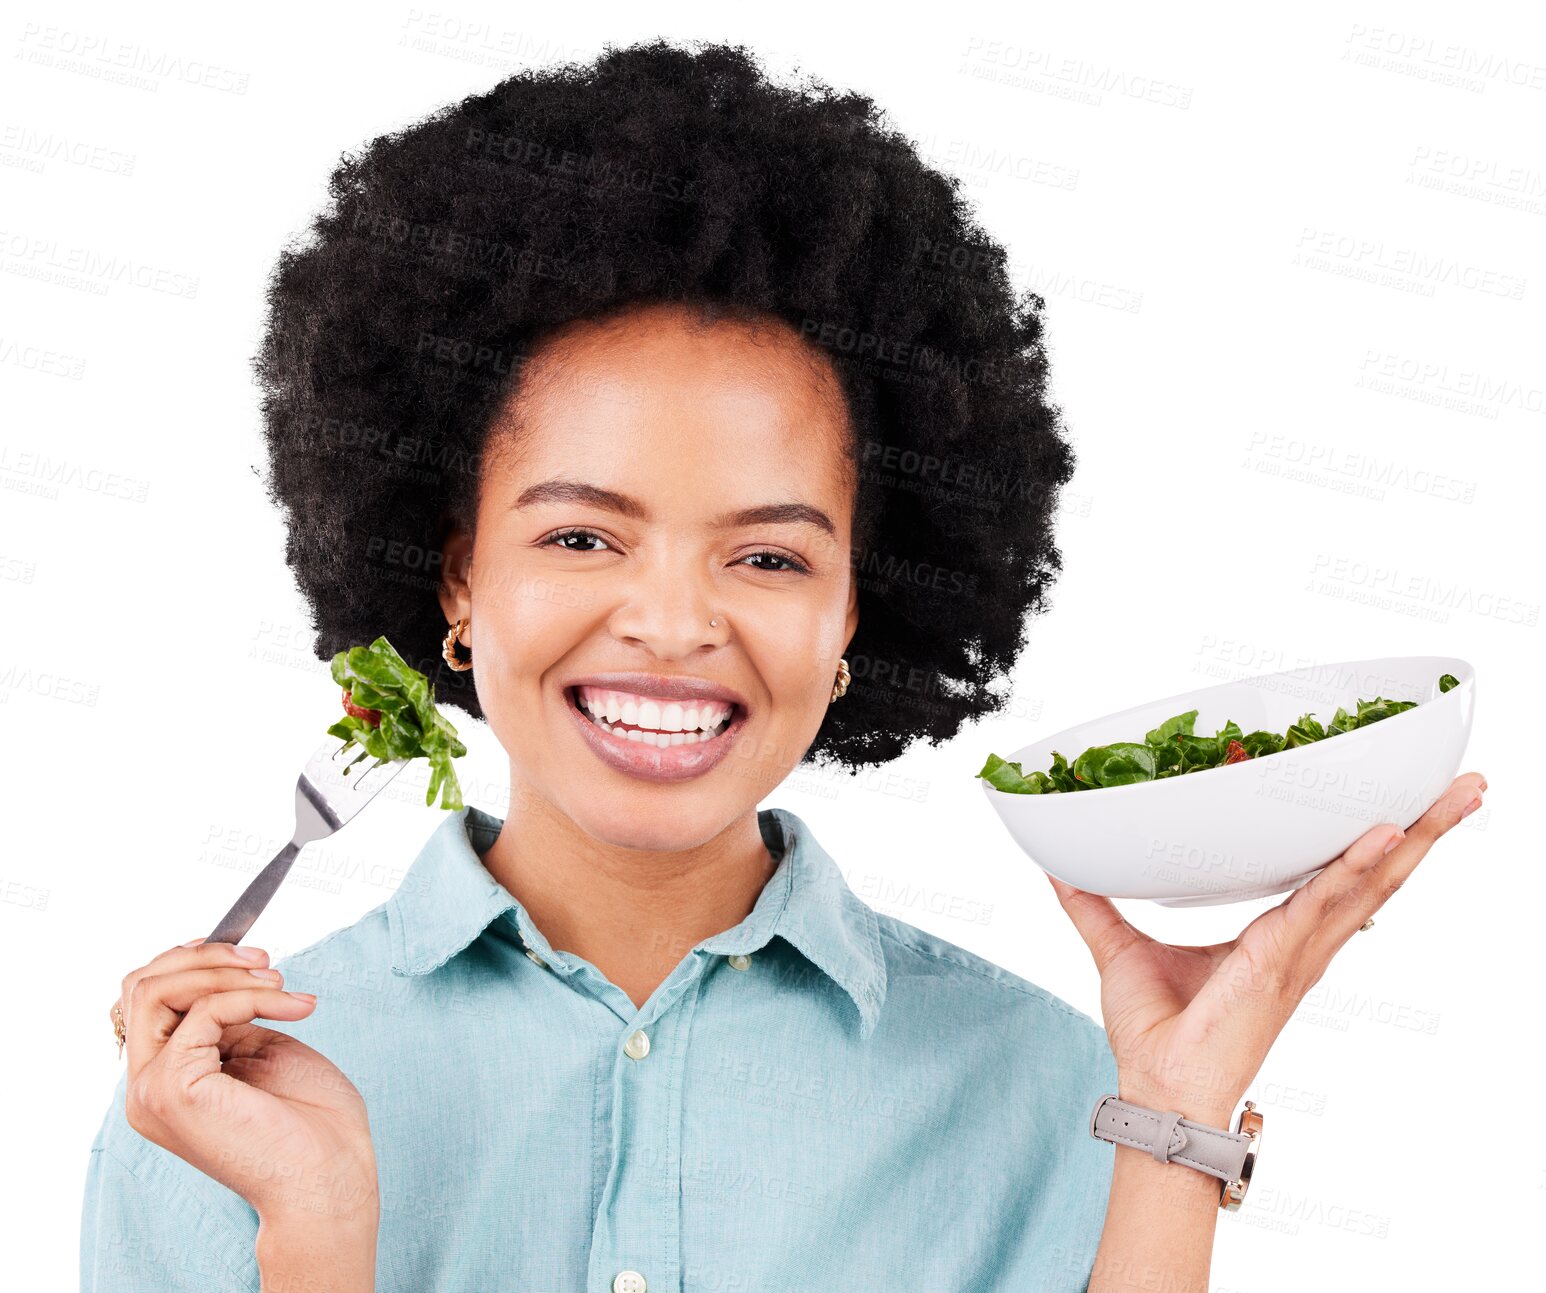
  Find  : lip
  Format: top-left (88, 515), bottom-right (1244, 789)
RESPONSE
top-left (561, 675), bottom-right (750, 783)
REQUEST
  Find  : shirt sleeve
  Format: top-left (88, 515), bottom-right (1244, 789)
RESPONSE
top-left (80, 1069), bottom-right (262, 1292)
top-left (1066, 1018), bottom-right (1119, 1293)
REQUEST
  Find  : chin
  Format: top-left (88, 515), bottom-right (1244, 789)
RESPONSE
top-left (557, 789), bottom-right (742, 854)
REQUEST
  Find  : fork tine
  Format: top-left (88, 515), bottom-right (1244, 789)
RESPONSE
top-left (350, 758), bottom-right (392, 790)
top-left (292, 736), bottom-right (409, 832)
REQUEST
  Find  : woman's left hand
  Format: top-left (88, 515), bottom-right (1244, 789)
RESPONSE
top-left (1047, 770), bottom-right (1487, 1123)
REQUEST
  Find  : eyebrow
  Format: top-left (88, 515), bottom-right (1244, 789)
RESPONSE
top-left (511, 478), bottom-right (837, 538)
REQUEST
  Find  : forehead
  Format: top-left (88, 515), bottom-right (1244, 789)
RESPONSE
top-left (493, 302), bottom-right (853, 491)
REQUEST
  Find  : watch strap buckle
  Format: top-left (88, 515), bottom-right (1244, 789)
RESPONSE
top-left (1089, 1094), bottom-right (1263, 1211)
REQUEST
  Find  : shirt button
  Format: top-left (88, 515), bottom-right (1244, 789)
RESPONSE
top-left (613, 1272), bottom-right (647, 1293)
top-left (727, 952), bottom-right (752, 971)
top-left (623, 1028), bottom-right (651, 1060)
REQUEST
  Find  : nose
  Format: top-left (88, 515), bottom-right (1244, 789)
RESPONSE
top-left (605, 550), bottom-right (727, 659)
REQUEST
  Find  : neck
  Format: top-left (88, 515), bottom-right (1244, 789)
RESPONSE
top-left (478, 787), bottom-right (780, 1011)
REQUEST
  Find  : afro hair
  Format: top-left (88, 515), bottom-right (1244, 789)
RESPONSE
top-left (254, 37), bottom-right (1077, 773)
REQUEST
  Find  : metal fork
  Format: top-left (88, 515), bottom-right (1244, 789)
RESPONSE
top-left (204, 736), bottom-right (409, 945)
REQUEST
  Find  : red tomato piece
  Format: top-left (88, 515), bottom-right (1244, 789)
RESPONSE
top-left (342, 687), bottom-right (383, 727)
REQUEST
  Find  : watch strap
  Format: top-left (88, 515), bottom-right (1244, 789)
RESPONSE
top-left (1088, 1094), bottom-right (1253, 1184)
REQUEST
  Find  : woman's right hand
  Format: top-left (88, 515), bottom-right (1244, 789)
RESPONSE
top-left (113, 936), bottom-right (379, 1231)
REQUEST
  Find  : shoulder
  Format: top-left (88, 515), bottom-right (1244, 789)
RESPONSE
top-left (871, 909), bottom-right (1114, 1071)
top-left (268, 902), bottom-right (395, 988)
top-left (864, 909), bottom-right (1117, 1245)
top-left (873, 907), bottom-right (1099, 1025)
top-left (258, 903), bottom-right (413, 1081)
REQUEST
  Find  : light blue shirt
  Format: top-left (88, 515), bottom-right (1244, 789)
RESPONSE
top-left (82, 804), bottom-right (1117, 1291)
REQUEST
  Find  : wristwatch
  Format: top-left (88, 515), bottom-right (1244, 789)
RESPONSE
top-left (1089, 1094), bottom-right (1263, 1211)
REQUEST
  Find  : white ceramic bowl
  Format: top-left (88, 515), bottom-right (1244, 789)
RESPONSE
top-left (980, 655), bottom-right (1474, 907)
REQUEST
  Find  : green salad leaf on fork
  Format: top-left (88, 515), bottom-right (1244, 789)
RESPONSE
top-left (327, 635), bottom-right (468, 811)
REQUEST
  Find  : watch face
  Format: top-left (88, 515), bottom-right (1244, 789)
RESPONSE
top-left (1224, 1103), bottom-right (1264, 1210)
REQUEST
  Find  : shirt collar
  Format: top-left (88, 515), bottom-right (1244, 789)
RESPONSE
top-left (387, 804), bottom-right (888, 1039)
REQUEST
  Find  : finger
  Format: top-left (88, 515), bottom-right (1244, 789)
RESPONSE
top-left (1283, 772), bottom-right (1486, 968)
top-left (1045, 871), bottom-right (1146, 975)
top-left (159, 986), bottom-right (316, 1081)
top-left (125, 987), bottom-right (318, 1151)
top-left (125, 967), bottom-right (301, 1082)
top-left (115, 941), bottom-right (270, 1036)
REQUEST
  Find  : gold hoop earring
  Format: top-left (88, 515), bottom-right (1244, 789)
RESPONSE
top-left (442, 617), bottom-right (473, 671)
top-left (830, 657), bottom-right (850, 703)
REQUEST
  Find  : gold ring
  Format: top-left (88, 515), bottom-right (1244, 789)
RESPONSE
top-left (1358, 917), bottom-right (1375, 932)
top-left (112, 1002), bottom-right (126, 1060)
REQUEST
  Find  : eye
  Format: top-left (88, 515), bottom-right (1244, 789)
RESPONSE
top-left (542, 527), bottom-right (611, 552)
top-left (741, 550), bottom-right (810, 575)
top-left (541, 528), bottom-right (808, 574)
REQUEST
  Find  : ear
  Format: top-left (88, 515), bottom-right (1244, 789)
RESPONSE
top-left (843, 564), bottom-right (859, 654)
top-left (437, 520), bottom-right (474, 625)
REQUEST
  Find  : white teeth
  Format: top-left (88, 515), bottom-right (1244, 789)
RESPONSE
top-left (574, 686), bottom-right (734, 736)
top-left (599, 720), bottom-right (710, 747)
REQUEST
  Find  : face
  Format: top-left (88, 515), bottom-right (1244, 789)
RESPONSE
top-left (437, 301), bottom-right (859, 852)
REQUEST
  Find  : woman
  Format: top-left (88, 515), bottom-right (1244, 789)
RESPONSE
top-left (82, 39), bottom-right (1485, 1292)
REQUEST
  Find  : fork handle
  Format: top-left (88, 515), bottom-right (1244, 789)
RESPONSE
top-left (205, 839), bottom-right (302, 946)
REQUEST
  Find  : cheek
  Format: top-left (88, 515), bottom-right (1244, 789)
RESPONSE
top-left (737, 601), bottom-right (845, 711)
top-left (470, 570), bottom-right (592, 697)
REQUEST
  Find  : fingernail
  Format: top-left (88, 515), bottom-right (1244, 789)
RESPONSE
top-left (1460, 794), bottom-right (1483, 819)
top-left (287, 992), bottom-right (316, 1003)
top-left (1382, 830), bottom-right (1405, 856)
top-left (1478, 777), bottom-right (1488, 792)
top-left (234, 946), bottom-right (266, 962)
top-left (180, 938), bottom-right (204, 947)
top-left (249, 968), bottom-right (281, 982)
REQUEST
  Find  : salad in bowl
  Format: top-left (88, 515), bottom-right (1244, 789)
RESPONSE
top-left (976, 655), bottom-right (1474, 907)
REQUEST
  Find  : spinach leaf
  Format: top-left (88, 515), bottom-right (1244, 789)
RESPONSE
top-left (1145, 710), bottom-right (1198, 748)
top-left (1239, 730), bottom-right (1286, 759)
top-left (1072, 741), bottom-right (1156, 787)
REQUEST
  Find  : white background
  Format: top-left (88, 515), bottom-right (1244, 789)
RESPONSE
top-left (3, 1), bottom-right (1537, 1287)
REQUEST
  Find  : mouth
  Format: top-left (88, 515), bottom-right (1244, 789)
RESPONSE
top-left (562, 684), bottom-right (748, 782)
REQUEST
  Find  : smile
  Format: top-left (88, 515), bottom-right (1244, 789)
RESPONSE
top-left (564, 684), bottom-right (747, 782)
top-left (572, 685), bottom-right (736, 746)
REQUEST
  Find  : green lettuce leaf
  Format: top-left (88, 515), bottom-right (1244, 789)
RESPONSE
top-left (326, 636), bottom-right (468, 811)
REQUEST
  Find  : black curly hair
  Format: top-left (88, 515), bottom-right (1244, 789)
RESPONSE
top-left (254, 37), bottom-right (1076, 773)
